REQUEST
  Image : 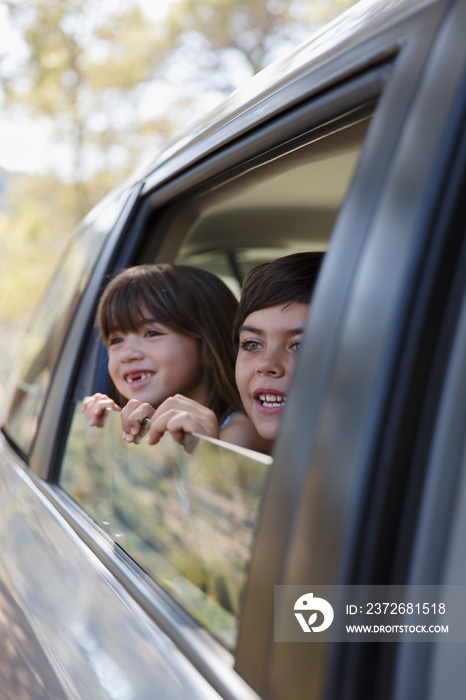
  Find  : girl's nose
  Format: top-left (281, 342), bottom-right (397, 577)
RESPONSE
top-left (121, 335), bottom-right (144, 361)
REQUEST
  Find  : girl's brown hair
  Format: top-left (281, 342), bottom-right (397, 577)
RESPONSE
top-left (98, 264), bottom-right (242, 421)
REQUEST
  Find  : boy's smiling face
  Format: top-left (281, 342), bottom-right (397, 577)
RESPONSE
top-left (235, 302), bottom-right (309, 443)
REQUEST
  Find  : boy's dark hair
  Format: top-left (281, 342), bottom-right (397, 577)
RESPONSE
top-left (98, 264), bottom-right (242, 421)
top-left (233, 251), bottom-right (324, 347)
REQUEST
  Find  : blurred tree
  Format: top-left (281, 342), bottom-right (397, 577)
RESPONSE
top-left (0, 0), bottom-right (356, 335)
top-left (2, 0), bottom-right (357, 195)
top-left (2, 0), bottom-right (171, 219)
top-left (161, 0), bottom-right (356, 91)
top-left (0, 0), bottom-right (166, 338)
top-left (0, 173), bottom-right (78, 321)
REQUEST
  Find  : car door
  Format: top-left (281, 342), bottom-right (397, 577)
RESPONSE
top-left (1, 0), bottom-right (463, 699)
top-left (250, 1), bottom-right (466, 699)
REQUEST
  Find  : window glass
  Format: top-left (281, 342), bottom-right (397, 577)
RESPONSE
top-left (59, 111), bottom-right (373, 648)
top-left (161, 115), bottom-right (371, 285)
top-left (3, 189), bottom-right (130, 454)
top-left (60, 408), bottom-right (271, 650)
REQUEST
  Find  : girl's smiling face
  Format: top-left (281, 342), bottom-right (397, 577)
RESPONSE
top-left (107, 318), bottom-right (208, 408)
top-left (235, 302), bottom-right (309, 443)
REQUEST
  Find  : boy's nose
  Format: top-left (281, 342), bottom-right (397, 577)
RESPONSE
top-left (256, 347), bottom-right (285, 377)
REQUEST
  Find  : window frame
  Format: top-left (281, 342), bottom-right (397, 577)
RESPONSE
top-left (26, 182), bottom-right (145, 479)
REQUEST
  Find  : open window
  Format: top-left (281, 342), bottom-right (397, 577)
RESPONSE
top-left (57, 100), bottom-right (375, 650)
top-left (146, 111), bottom-right (371, 289)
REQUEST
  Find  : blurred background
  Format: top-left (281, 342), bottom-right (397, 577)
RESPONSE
top-left (0, 0), bottom-right (356, 398)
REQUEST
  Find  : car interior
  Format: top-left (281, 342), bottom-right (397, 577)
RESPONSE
top-left (146, 115), bottom-right (370, 289)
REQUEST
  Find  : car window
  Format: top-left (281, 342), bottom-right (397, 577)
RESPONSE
top-left (3, 189), bottom-right (130, 455)
top-left (58, 106), bottom-right (375, 649)
top-left (60, 408), bottom-right (271, 650)
top-left (153, 113), bottom-right (371, 284)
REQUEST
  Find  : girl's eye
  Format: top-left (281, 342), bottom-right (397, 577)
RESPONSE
top-left (291, 341), bottom-right (302, 352)
top-left (240, 340), bottom-right (261, 352)
top-left (108, 336), bottom-right (123, 346)
top-left (145, 328), bottom-right (163, 338)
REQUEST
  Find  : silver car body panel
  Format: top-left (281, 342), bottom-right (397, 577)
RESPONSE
top-left (0, 434), bottom-right (222, 700)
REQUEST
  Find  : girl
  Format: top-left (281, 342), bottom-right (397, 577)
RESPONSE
top-left (83, 264), bottom-right (266, 451)
top-left (120, 253), bottom-right (323, 453)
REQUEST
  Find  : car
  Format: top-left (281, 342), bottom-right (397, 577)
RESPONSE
top-left (2, 0), bottom-right (466, 697)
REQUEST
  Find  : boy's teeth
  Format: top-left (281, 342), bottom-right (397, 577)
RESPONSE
top-left (259, 393), bottom-right (286, 406)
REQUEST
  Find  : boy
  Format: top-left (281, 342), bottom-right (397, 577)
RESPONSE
top-left (233, 251), bottom-right (323, 450)
top-left (121, 252), bottom-right (323, 453)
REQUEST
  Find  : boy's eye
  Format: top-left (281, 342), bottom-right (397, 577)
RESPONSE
top-left (240, 339), bottom-right (261, 351)
top-left (108, 336), bottom-right (123, 346)
top-left (145, 328), bottom-right (163, 338)
top-left (291, 341), bottom-right (302, 352)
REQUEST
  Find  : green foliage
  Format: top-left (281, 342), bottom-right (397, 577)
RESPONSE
top-left (3, 0), bottom-right (357, 182)
top-left (0, 175), bottom-right (68, 322)
top-left (3, 0), bottom-right (165, 182)
top-left (0, 170), bottom-right (122, 324)
top-left (0, 0), bottom-right (357, 330)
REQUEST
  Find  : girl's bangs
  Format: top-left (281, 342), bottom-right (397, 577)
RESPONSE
top-left (101, 285), bottom-right (160, 339)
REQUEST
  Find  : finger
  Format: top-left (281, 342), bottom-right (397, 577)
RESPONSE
top-left (151, 394), bottom-right (208, 421)
top-left (167, 428), bottom-right (185, 444)
top-left (144, 409), bottom-right (186, 445)
top-left (120, 398), bottom-right (143, 427)
top-left (83, 394), bottom-right (119, 428)
top-left (122, 405), bottom-right (155, 441)
top-left (83, 394), bottom-right (119, 413)
top-left (146, 426), bottom-right (165, 446)
top-left (90, 403), bottom-right (120, 427)
top-left (121, 400), bottom-right (151, 433)
top-left (152, 410), bottom-right (205, 440)
top-left (132, 418), bottom-right (151, 445)
top-left (96, 399), bottom-right (120, 415)
top-left (82, 393), bottom-right (103, 413)
top-left (144, 408), bottom-right (216, 446)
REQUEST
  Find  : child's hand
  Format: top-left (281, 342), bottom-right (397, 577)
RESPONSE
top-left (144, 394), bottom-right (219, 446)
top-left (82, 393), bottom-right (120, 427)
top-left (121, 399), bottom-right (156, 443)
